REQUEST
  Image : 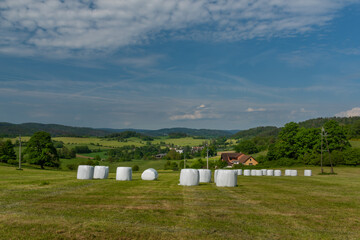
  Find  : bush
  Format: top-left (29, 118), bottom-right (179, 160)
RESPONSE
top-left (73, 146), bottom-right (91, 154)
top-left (164, 160), bottom-right (179, 171)
top-left (132, 165), bottom-right (139, 171)
top-left (7, 159), bottom-right (18, 165)
top-left (66, 163), bottom-right (78, 171)
top-left (80, 159), bottom-right (99, 166)
top-left (190, 158), bottom-right (205, 169)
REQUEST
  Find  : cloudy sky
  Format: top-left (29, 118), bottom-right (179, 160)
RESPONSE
top-left (1, 0), bottom-right (360, 130)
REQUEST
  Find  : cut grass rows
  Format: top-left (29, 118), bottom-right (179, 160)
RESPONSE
top-left (0, 166), bottom-right (360, 239)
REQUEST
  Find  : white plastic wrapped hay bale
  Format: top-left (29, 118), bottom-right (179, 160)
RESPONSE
top-left (274, 170), bottom-right (282, 176)
top-left (261, 169), bottom-right (267, 175)
top-left (250, 169), bottom-right (257, 176)
top-left (255, 170), bottom-right (262, 176)
top-left (214, 169), bottom-right (219, 183)
top-left (290, 170), bottom-right (298, 176)
top-left (243, 169), bottom-right (251, 176)
top-left (216, 170), bottom-right (237, 187)
top-left (237, 169), bottom-right (243, 176)
top-left (179, 169), bottom-right (199, 186)
top-left (141, 168), bottom-right (158, 181)
top-left (77, 165), bottom-right (94, 180)
top-left (267, 169), bottom-right (274, 176)
top-left (285, 169), bottom-right (291, 176)
top-left (198, 169), bottom-right (211, 183)
top-left (304, 169), bottom-right (312, 176)
top-left (116, 167), bottom-right (132, 181)
top-left (93, 166), bottom-right (109, 179)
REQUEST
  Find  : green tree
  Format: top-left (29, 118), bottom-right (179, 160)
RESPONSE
top-left (234, 140), bottom-right (258, 154)
top-left (201, 144), bottom-right (217, 157)
top-left (323, 120), bottom-right (350, 152)
top-left (343, 148), bottom-right (360, 166)
top-left (25, 131), bottom-right (59, 169)
top-left (0, 139), bottom-right (16, 163)
top-left (277, 122), bottom-right (299, 158)
top-left (268, 122), bottom-right (299, 161)
top-left (165, 149), bottom-right (182, 160)
top-left (294, 128), bottom-right (321, 156)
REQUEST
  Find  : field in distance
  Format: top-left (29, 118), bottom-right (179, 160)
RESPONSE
top-left (0, 166), bottom-right (359, 239)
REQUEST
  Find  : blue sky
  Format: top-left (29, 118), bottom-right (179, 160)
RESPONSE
top-left (1, 0), bottom-right (360, 130)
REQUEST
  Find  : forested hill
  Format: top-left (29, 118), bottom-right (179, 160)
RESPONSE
top-left (138, 128), bottom-right (234, 138)
top-left (298, 117), bottom-right (360, 128)
top-left (232, 126), bottom-right (280, 139)
top-left (0, 123), bottom-right (234, 138)
top-left (232, 116), bottom-right (360, 139)
top-left (0, 122), bottom-right (109, 137)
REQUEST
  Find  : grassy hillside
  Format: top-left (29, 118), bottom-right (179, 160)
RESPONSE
top-left (1, 166), bottom-right (360, 239)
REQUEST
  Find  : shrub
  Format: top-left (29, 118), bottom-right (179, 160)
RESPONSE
top-left (132, 165), bottom-right (139, 171)
top-left (190, 158), bottom-right (204, 169)
top-left (66, 163), bottom-right (78, 171)
top-left (7, 159), bottom-right (18, 165)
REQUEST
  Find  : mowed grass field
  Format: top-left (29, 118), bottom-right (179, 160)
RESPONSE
top-left (1, 166), bottom-right (360, 239)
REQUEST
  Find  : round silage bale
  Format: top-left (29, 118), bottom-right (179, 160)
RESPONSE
top-left (285, 169), bottom-right (291, 176)
top-left (290, 170), bottom-right (298, 176)
top-left (243, 169), bottom-right (251, 176)
top-left (250, 169), bottom-right (257, 176)
top-left (267, 169), bottom-right (274, 176)
top-left (255, 170), bottom-right (262, 176)
top-left (77, 165), bottom-right (94, 180)
top-left (93, 166), bottom-right (109, 179)
top-left (274, 170), bottom-right (282, 176)
top-left (198, 169), bottom-right (212, 183)
top-left (261, 169), bottom-right (267, 175)
top-left (116, 167), bottom-right (132, 181)
top-left (214, 169), bottom-right (219, 183)
top-left (179, 169), bottom-right (199, 186)
top-left (141, 168), bottom-right (158, 181)
top-left (237, 169), bottom-right (243, 176)
top-left (216, 170), bottom-right (237, 187)
top-left (304, 169), bottom-right (312, 176)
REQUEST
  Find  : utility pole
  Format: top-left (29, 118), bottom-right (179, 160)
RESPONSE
top-left (321, 127), bottom-right (334, 174)
top-left (183, 148), bottom-right (186, 169)
top-left (18, 135), bottom-right (22, 170)
top-left (324, 132), bottom-right (334, 174)
top-left (206, 143), bottom-right (209, 169)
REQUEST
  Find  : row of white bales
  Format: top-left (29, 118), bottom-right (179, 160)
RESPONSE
top-left (77, 165), bottom-right (312, 187)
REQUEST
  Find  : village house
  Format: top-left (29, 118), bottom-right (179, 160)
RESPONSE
top-left (191, 146), bottom-right (204, 153)
top-left (155, 153), bottom-right (167, 159)
top-left (220, 153), bottom-right (258, 166)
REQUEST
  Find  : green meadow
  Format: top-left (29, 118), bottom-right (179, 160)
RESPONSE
top-left (1, 165), bottom-right (360, 239)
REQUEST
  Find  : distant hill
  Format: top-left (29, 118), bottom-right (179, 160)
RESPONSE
top-left (99, 127), bottom-right (234, 138)
top-left (298, 116), bottom-right (360, 128)
top-left (232, 116), bottom-right (360, 139)
top-left (0, 122), bottom-right (109, 137)
top-left (138, 128), bottom-right (233, 138)
top-left (0, 123), bottom-right (234, 138)
top-left (232, 126), bottom-right (280, 139)
top-left (2, 116), bottom-right (359, 138)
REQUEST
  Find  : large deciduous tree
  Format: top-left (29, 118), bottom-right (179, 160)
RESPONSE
top-left (25, 131), bottom-right (59, 169)
top-left (323, 120), bottom-right (350, 152)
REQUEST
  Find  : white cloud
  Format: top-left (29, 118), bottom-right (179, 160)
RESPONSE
top-left (169, 104), bottom-right (220, 121)
top-left (246, 107), bottom-right (266, 112)
top-left (170, 110), bottom-right (203, 121)
top-left (335, 107), bottom-right (360, 117)
top-left (0, 0), bottom-right (354, 57)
